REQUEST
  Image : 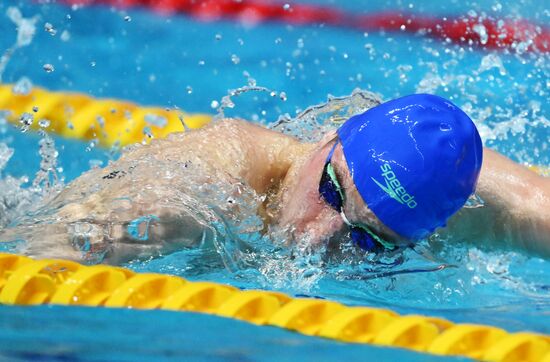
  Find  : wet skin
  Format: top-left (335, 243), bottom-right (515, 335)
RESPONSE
top-left (1, 119), bottom-right (549, 262)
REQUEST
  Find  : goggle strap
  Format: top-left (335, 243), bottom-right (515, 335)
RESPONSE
top-left (340, 211), bottom-right (395, 250)
top-left (326, 163), bottom-right (345, 206)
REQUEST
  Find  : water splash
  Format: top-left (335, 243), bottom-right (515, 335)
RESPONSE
top-left (0, 129), bottom-right (63, 230)
top-left (212, 73), bottom-right (279, 120)
top-left (0, 7), bottom-right (39, 82)
top-left (32, 131), bottom-right (62, 193)
top-left (268, 89), bottom-right (381, 142)
top-left (478, 54), bottom-right (507, 76)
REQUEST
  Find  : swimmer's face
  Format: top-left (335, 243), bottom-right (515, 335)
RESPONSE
top-left (278, 134), bottom-right (401, 247)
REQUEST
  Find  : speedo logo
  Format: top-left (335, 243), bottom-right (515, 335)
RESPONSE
top-left (371, 163), bottom-right (417, 209)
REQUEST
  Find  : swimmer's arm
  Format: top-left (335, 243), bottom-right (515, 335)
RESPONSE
top-left (457, 148), bottom-right (550, 257)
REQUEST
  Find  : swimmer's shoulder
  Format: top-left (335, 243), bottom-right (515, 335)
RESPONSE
top-left (209, 118), bottom-right (300, 145)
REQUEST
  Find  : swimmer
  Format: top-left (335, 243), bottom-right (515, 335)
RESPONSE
top-left (1, 94), bottom-right (549, 263)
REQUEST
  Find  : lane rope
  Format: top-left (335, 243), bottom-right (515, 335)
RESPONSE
top-left (0, 84), bottom-right (212, 147)
top-left (0, 252), bottom-right (548, 361)
top-left (60, 0), bottom-right (550, 53)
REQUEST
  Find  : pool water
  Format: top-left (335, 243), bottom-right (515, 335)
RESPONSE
top-left (0, 0), bottom-right (548, 360)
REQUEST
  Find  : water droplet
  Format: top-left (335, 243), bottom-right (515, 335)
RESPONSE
top-left (43, 64), bottom-right (54, 73)
top-left (283, 3), bottom-right (291, 10)
top-left (44, 22), bottom-right (57, 36)
top-left (275, 37), bottom-right (282, 44)
top-left (90, 61), bottom-right (96, 67)
top-left (96, 115), bottom-right (105, 128)
top-left (144, 114), bottom-right (167, 128)
top-left (400, 24), bottom-right (406, 31)
top-left (12, 77), bottom-right (33, 95)
top-left (270, 91), bottom-right (277, 97)
top-left (19, 112), bottom-right (34, 132)
top-left (198, 60), bottom-right (205, 66)
top-left (124, 15), bottom-right (131, 22)
top-left (142, 126), bottom-right (153, 138)
top-left (472, 24), bottom-right (488, 45)
top-left (60, 30), bottom-right (70, 42)
top-left (210, 100), bottom-right (219, 109)
top-left (186, 86), bottom-right (193, 94)
top-left (279, 92), bottom-right (287, 101)
top-left (38, 118), bottom-right (51, 128)
top-left (231, 54), bottom-right (240, 64)
top-left (515, 41), bottom-right (530, 54)
top-left (215, 34), bottom-right (222, 41)
top-left (32, 106), bottom-right (39, 113)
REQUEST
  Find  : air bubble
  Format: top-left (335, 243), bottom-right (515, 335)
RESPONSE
top-left (279, 92), bottom-right (287, 101)
top-left (231, 54), bottom-right (240, 64)
top-left (32, 106), bottom-right (39, 113)
top-left (124, 15), bottom-right (131, 22)
top-left (211, 100), bottom-right (219, 109)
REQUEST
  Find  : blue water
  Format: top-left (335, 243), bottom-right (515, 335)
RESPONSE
top-left (0, 0), bottom-right (548, 360)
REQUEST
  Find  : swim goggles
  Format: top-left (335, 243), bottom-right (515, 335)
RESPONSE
top-left (318, 140), bottom-right (395, 252)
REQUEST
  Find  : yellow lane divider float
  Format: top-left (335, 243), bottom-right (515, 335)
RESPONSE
top-left (0, 84), bottom-right (212, 147)
top-left (0, 253), bottom-right (549, 361)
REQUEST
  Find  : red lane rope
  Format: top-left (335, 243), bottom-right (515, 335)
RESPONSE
top-left (62, 0), bottom-right (549, 53)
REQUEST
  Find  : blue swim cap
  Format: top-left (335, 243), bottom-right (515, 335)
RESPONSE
top-left (337, 94), bottom-right (483, 240)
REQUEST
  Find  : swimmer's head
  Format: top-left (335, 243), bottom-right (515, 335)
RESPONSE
top-left (336, 94), bottom-right (483, 241)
